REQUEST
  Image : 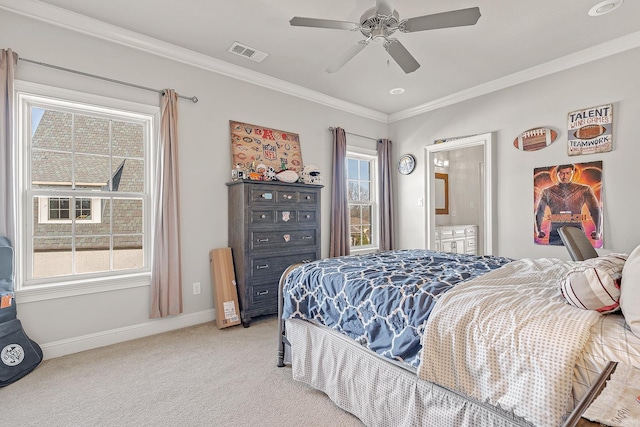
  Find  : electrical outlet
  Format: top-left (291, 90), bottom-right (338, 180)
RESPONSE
top-left (193, 282), bottom-right (201, 295)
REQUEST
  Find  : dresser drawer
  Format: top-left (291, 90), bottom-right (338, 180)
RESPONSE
top-left (250, 229), bottom-right (317, 251)
top-left (250, 252), bottom-right (316, 279)
top-left (271, 209), bottom-right (318, 225)
top-left (249, 186), bottom-right (277, 205)
top-left (275, 189), bottom-right (299, 204)
top-left (250, 209), bottom-right (275, 224)
top-left (297, 210), bottom-right (318, 224)
top-left (250, 282), bottom-right (278, 307)
top-left (298, 190), bottom-right (319, 205)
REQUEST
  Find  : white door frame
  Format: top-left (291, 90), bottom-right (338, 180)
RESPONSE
top-left (424, 133), bottom-right (495, 254)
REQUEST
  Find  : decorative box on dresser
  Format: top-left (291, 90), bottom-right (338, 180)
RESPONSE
top-left (227, 180), bottom-right (322, 327)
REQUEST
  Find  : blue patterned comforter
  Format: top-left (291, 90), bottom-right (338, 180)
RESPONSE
top-left (282, 249), bottom-right (513, 367)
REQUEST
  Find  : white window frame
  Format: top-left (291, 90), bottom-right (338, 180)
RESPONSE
top-left (346, 147), bottom-right (379, 253)
top-left (14, 81), bottom-right (159, 302)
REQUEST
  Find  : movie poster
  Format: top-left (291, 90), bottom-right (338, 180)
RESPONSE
top-left (567, 104), bottom-right (613, 156)
top-left (533, 161), bottom-right (603, 248)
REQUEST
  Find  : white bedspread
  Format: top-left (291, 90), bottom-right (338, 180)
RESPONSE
top-left (417, 258), bottom-right (601, 427)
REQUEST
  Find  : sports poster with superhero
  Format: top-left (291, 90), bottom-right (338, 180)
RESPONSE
top-left (533, 161), bottom-right (603, 248)
top-left (230, 121), bottom-right (303, 173)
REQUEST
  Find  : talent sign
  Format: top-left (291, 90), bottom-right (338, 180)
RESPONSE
top-left (567, 104), bottom-right (613, 156)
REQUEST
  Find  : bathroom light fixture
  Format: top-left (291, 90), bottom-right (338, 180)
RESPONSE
top-left (389, 87), bottom-right (405, 95)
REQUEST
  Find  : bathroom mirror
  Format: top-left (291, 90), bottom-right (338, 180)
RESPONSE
top-left (435, 173), bottom-right (449, 215)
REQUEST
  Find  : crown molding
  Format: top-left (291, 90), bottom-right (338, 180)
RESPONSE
top-left (389, 30), bottom-right (640, 122)
top-left (0, 0), bottom-right (389, 123)
top-left (3, 0), bottom-right (640, 124)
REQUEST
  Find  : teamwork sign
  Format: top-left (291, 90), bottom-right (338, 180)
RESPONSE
top-left (567, 104), bottom-right (613, 156)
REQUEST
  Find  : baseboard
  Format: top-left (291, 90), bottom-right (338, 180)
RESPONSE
top-left (40, 309), bottom-right (216, 360)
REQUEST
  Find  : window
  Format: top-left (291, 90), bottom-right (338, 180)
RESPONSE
top-left (346, 150), bottom-right (378, 251)
top-left (38, 196), bottom-right (102, 224)
top-left (16, 82), bottom-right (158, 295)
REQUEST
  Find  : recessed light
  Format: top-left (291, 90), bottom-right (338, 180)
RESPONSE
top-left (588, 0), bottom-right (623, 16)
top-left (389, 88), bottom-right (405, 95)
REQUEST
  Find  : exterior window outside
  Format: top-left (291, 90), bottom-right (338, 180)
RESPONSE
top-left (346, 152), bottom-right (378, 251)
top-left (38, 196), bottom-right (102, 224)
top-left (16, 84), bottom-right (156, 294)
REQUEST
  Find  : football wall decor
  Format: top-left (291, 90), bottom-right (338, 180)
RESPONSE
top-left (230, 121), bottom-right (303, 173)
top-left (513, 127), bottom-right (558, 151)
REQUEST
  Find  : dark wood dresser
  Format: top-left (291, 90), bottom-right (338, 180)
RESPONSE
top-left (227, 180), bottom-right (322, 327)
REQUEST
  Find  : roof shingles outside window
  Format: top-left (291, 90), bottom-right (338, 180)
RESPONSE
top-left (31, 110), bottom-right (144, 252)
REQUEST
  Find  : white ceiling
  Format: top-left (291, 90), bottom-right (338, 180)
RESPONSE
top-left (5, 0), bottom-right (640, 119)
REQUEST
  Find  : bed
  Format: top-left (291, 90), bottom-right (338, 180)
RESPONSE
top-left (276, 249), bottom-right (640, 426)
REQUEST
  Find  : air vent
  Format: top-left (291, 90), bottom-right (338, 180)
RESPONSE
top-left (228, 42), bottom-right (268, 63)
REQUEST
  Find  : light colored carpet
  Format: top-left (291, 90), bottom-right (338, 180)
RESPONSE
top-left (0, 317), bottom-right (363, 426)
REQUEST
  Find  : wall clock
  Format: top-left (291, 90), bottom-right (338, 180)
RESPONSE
top-left (398, 154), bottom-right (416, 175)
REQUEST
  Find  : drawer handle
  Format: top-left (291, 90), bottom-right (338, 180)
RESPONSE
top-left (305, 215), bottom-right (311, 219)
top-left (257, 238), bottom-right (269, 243)
top-left (261, 193), bottom-right (273, 199)
top-left (256, 290), bottom-right (269, 296)
top-left (256, 264), bottom-right (269, 270)
top-left (302, 236), bottom-right (312, 240)
top-left (305, 196), bottom-right (311, 200)
top-left (284, 195), bottom-right (292, 200)
top-left (260, 214), bottom-right (266, 219)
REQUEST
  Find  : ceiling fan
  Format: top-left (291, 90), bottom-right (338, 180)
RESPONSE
top-left (290, 0), bottom-right (481, 74)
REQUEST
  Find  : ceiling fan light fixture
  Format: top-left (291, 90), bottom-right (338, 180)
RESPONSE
top-left (588, 0), bottom-right (623, 16)
top-left (389, 88), bottom-right (405, 95)
top-left (290, 3), bottom-right (481, 74)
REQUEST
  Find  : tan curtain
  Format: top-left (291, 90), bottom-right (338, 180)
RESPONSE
top-left (377, 139), bottom-right (394, 251)
top-left (329, 127), bottom-right (350, 257)
top-left (1, 49), bottom-right (18, 242)
top-left (150, 89), bottom-right (183, 318)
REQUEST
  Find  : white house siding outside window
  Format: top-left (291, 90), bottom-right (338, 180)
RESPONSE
top-left (346, 149), bottom-right (378, 252)
top-left (16, 83), bottom-right (157, 297)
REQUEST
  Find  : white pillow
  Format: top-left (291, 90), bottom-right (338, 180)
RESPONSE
top-left (621, 245), bottom-right (640, 338)
top-left (561, 254), bottom-right (627, 313)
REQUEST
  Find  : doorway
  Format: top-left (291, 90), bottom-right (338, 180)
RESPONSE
top-left (424, 133), bottom-right (495, 255)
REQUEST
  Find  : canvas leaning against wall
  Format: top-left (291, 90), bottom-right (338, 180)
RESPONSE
top-left (533, 161), bottom-right (603, 248)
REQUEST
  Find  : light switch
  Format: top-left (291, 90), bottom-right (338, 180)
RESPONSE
top-left (417, 198), bottom-right (424, 207)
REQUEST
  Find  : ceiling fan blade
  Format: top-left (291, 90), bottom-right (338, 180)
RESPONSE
top-left (402, 7), bottom-right (481, 32)
top-left (290, 16), bottom-right (358, 31)
top-left (384, 39), bottom-right (420, 73)
top-left (326, 41), bottom-right (368, 73)
top-left (375, 0), bottom-right (397, 16)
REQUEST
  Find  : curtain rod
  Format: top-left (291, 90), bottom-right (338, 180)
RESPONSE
top-left (328, 126), bottom-right (377, 142)
top-left (19, 57), bottom-right (199, 103)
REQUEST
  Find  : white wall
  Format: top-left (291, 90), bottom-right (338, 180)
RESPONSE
top-left (390, 46), bottom-right (640, 259)
top-left (436, 146), bottom-right (484, 228)
top-left (1, 10), bottom-right (387, 356)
